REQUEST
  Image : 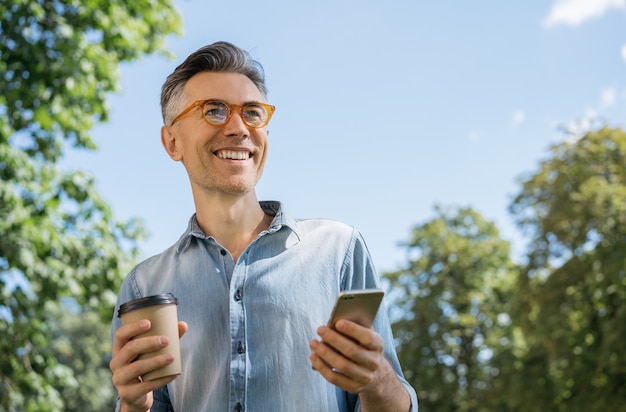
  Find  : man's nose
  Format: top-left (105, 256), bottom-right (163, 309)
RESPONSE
top-left (222, 110), bottom-right (249, 137)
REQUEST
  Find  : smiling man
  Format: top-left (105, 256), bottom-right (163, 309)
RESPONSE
top-left (109, 41), bottom-right (418, 412)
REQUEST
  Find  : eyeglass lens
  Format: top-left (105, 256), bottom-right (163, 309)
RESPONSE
top-left (202, 101), bottom-right (269, 127)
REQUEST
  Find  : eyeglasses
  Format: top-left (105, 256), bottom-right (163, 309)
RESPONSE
top-left (170, 99), bottom-right (275, 128)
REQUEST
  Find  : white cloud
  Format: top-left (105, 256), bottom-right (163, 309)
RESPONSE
top-left (543, 0), bottom-right (624, 28)
top-left (600, 87), bottom-right (616, 107)
top-left (511, 110), bottom-right (526, 128)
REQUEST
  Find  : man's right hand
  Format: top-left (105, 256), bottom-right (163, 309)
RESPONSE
top-left (110, 319), bottom-right (188, 412)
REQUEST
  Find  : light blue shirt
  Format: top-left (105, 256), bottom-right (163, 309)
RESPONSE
top-left (112, 201), bottom-right (418, 411)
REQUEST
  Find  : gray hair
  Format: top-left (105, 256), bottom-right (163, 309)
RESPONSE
top-left (160, 41), bottom-right (268, 125)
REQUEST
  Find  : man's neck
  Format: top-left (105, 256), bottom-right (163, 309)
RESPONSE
top-left (193, 191), bottom-right (271, 262)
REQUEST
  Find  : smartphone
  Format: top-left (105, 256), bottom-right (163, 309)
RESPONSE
top-left (327, 289), bottom-right (385, 329)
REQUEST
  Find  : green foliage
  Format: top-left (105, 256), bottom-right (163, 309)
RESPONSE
top-left (506, 127), bottom-right (626, 411)
top-left (386, 206), bottom-right (517, 411)
top-left (47, 303), bottom-right (116, 412)
top-left (0, 0), bottom-right (181, 410)
top-left (387, 127), bottom-right (626, 411)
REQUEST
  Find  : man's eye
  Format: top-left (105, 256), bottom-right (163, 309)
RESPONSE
top-left (243, 110), bottom-right (261, 118)
top-left (243, 106), bottom-right (265, 118)
top-left (203, 102), bottom-right (227, 118)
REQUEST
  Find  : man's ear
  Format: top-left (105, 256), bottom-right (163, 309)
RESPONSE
top-left (161, 125), bottom-right (182, 161)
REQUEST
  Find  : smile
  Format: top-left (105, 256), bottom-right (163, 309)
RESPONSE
top-left (215, 150), bottom-right (251, 160)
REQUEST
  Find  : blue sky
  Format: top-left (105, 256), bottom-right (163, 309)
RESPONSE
top-left (64, 0), bottom-right (625, 274)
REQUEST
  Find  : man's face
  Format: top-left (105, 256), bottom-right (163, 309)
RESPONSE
top-left (162, 72), bottom-right (269, 196)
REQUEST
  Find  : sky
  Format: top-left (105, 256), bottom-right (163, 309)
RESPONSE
top-left (63, 0), bottom-right (626, 275)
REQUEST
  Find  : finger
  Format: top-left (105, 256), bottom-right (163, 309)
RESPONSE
top-left (112, 344), bottom-right (176, 394)
top-left (178, 321), bottom-right (188, 338)
top-left (334, 320), bottom-right (382, 351)
top-left (112, 319), bottom-right (151, 355)
top-left (117, 349), bottom-right (175, 385)
top-left (116, 369), bottom-right (178, 408)
top-left (110, 334), bottom-right (170, 377)
top-left (310, 337), bottom-right (367, 378)
top-left (309, 341), bottom-right (362, 393)
top-left (321, 324), bottom-right (386, 373)
top-left (318, 325), bottom-right (380, 370)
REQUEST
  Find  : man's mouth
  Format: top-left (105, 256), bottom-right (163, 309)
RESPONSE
top-left (215, 150), bottom-right (251, 160)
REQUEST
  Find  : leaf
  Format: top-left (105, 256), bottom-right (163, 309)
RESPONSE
top-left (0, 0), bottom-right (179, 409)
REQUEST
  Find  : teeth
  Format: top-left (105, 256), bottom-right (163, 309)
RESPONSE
top-left (216, 150), bottom-right (250, 160)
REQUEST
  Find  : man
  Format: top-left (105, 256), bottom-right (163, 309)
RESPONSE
top-left (110, 41), bottom-right (418, 411)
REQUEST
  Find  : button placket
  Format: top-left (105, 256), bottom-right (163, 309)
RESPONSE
top-left (229, 261), bottom-right (247, 411)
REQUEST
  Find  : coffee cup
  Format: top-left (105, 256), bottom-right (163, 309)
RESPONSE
top-left (117, 293), bottom-right (181, 380)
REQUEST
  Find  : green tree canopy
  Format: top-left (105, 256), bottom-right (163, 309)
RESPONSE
top-left (385, 206), bottom-right (517, 411)
top-left (0, 1), bottom-right (181, 409)
top-left (506, 126), bottom-right (626, 411)
top-left (386, 126), bottom-right (626, 412)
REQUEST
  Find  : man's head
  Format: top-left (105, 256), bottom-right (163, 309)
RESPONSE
top-left (161, 41), bottom-right (268, 126)
top-left (160, 43), bottom-right (272, 199)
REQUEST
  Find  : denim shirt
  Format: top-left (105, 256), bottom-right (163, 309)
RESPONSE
top-left (112, 201), bottom-right (418, 412)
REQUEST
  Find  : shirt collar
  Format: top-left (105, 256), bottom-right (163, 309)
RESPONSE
top-left (175, 201), bottom-right (301, 254)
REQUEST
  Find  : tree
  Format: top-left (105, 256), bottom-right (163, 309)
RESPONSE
top-left (0, 1), bottom-right (181, 410)
top-left (46, 303), bottom-right (116, 412)
top-left (506, 126), bottom-right (626, 411)
top-left (385, 127), bottom-right (626, 411)
top-left (385, 206), bottom-right (517, 411)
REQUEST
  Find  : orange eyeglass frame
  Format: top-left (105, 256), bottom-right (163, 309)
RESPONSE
top-left (170, 99), bottom-right (276, 128)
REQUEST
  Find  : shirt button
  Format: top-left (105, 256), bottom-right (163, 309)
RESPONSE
top-left (234, 289), bottom-right (243, 301)
top-left (235, 403), bottom-right (243, 412)
top-left (220, 249), bottom-right (227, 256)
top-left (237, 341), bottom-right (245, 354)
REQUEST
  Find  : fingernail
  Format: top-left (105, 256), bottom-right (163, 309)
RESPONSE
top-left (336, 320), bottom-right (346, 331)
top-left (140, 320), bottom-right (150, 329)
top-left (310, 340), bottom-right (319, 349)
top-left (159, 336), bottom-right (169, 346)
top-left (164, 353), bottom-right (174, 362)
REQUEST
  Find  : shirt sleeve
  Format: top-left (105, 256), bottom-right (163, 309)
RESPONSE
top-left (342, 229), bottom-right (419, 411)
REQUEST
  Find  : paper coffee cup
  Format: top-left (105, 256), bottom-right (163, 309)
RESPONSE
top-left (118, 293), bottom-right (181, 381)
